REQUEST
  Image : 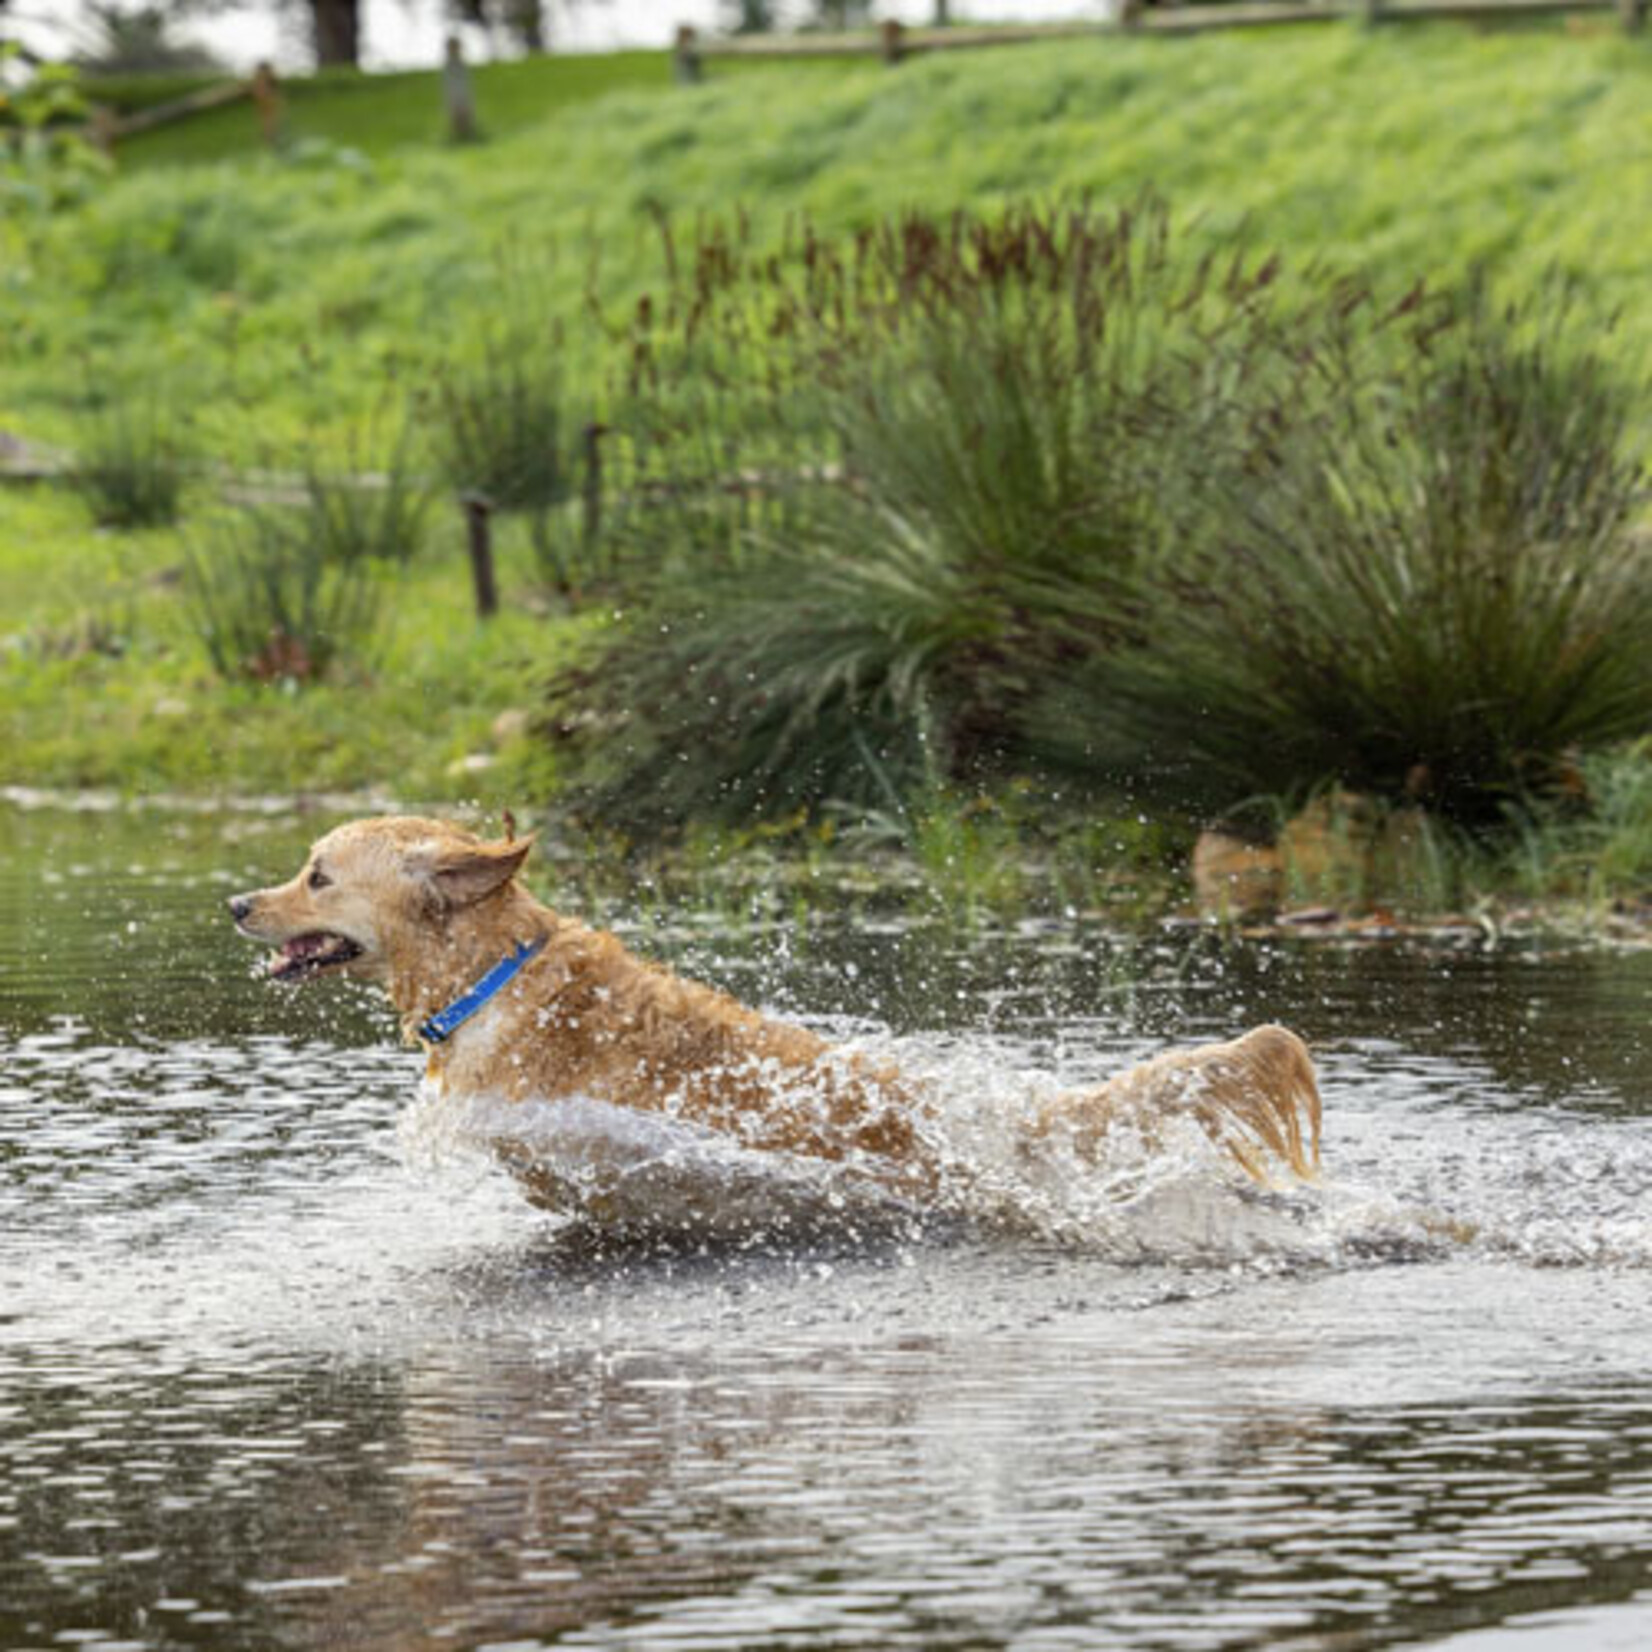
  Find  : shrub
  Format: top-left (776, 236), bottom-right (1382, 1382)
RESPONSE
top-left (0, 47), bottom-right (110, 221)
top-left (1058, 286), bottom-right (1652, 825)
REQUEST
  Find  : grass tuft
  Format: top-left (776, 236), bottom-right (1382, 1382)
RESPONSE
top-left (182, 507), bottom-right (385, 684)
top-left (67, 393), bottom-right (192, 528)
top-left (557, 197), bottom-right (1303, 829)
top-left (283, 414), bottom-right (434, 567)
top-left (1068, 284), bottom-right (1652, 825)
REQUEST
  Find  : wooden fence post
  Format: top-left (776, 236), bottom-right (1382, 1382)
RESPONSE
top-left (1621, 0), bottom-right (1646, 33)
top-left (1362, 0), bottom-right (1386, 24)
top-left (88, 104), bottom-right (118, 156)
top-left (880, 20), bottom-right (906, 64)
top-left (673, 25), bottom-right (703, 85)
top-left (250, 61), bottom-right (282, 147)
top-left (463, 493), bottom-right (498, 619)
top-left (443, 35), bottom-right (478, 142)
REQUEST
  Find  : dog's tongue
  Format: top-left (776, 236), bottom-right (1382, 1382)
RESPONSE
top-left (268, 934), bottom-right (331, 974)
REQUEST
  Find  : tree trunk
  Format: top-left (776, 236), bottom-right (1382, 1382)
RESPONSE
top-left (309, 0), bottom-right (362, 68)
top-left (506, 0), bottom-right (548, 53)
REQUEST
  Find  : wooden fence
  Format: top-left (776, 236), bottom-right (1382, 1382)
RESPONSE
top-left (77, 0), bottom-right (1646, 154)
top-left (672, 0), bottom-right (1645, 78)
top-left (84, 63), bottom-right (283, 153)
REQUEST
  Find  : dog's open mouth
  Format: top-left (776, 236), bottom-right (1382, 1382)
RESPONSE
top-left (267, 932), bottom-right (364, 983)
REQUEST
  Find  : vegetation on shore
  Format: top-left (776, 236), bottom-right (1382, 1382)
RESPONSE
top-left (5, 24), bottom-right (1652, 925)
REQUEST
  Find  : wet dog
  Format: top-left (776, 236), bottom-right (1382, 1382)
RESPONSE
top-left (229, 816), bottom-right (1322, 1219)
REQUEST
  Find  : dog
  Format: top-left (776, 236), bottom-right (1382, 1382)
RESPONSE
top-left (229, 816), bottom-right (1322, 1222)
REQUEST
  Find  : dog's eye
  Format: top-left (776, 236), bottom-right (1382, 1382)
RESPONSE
top-left (307, 866), bottom-right (331, 891)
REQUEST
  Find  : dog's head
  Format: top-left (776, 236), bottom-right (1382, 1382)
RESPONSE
top-left (228, 816), bottom-right (534, 985)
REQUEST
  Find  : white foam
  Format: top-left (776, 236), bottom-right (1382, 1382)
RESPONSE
top-left (399, 1080), bottom-right (934, 1245)
top-left (396, 1029), bottom-right (1652, 1271)
top-left (395, 1038), bottom-right (1347, 1263)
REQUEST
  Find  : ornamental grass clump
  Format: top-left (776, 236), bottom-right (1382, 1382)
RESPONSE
top-left (429, 248), bottom-right (583, 586)
top-left (554, 197), bottom-right (1302, 831)
top-left (556, 205), bottom-right (1650, 837)
top-left (426, 250), bottom-right (624, 600)
top-left (432, 318), bottom-right (572, 517)
top-left (1061, 286), bottom-right (1652, 826)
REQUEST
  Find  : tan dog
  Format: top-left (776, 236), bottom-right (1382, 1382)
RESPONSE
top-left (229, 816), bottom-right (1322, 1218)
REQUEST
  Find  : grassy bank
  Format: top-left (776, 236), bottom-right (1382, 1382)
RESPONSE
top-left (5, 24), bottom-right (1652, 919)
top-left (0, 485), bottom-right (576, 804)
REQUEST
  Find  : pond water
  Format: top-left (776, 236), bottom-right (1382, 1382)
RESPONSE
top-left (3, 800), bottom-right (1652, 1651)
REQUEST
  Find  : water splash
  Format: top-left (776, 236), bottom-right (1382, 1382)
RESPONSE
top-left (398, 1067), bottom-right (1246, 1261)
top-left (398, 1027), bottom-right (1652, 1275)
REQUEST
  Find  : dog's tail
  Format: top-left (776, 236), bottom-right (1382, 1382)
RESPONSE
top-left (1185, 1023), bottom-right (1322, 1184)
top-left (1040, 1024), bottom-right (1323, 1185)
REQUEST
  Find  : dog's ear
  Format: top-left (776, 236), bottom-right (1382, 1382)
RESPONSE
top-left (415, 836), bottom-right (534, 906)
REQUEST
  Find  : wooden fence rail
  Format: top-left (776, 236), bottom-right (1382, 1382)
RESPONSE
top-left (84, 63), bottom-right (283, 153)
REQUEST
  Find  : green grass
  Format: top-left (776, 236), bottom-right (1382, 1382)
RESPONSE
top-left (6, 21), bottom-right (1652, 887)
top-left (8, 25), bottom-right (1651, 461)
top-left (0, 486), bottom-right (589, 801)
top-left (106, 51), bottom-right (867, 168)
top-left (82, 70), bottom-right (227, 117)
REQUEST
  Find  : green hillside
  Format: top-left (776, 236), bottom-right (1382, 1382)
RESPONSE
top-left (11, 23), bottom-right (1652, 452)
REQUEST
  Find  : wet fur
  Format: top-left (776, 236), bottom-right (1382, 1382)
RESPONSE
top-left (231, 817), bottom-right (1322, 1211)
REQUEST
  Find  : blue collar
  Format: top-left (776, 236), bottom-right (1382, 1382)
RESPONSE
top-left (418, 934), bottom-right (548, 1046)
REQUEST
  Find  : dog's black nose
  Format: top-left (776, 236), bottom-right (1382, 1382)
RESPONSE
top-left (228, 895), bottom-right (255, 924)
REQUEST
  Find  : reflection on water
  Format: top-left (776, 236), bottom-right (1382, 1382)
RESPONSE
top-left (3, 801), bottom-right (1652, 1649)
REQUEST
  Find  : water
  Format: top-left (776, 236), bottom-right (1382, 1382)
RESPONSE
top-left (4, 800), bottom-right (1652, 1650)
